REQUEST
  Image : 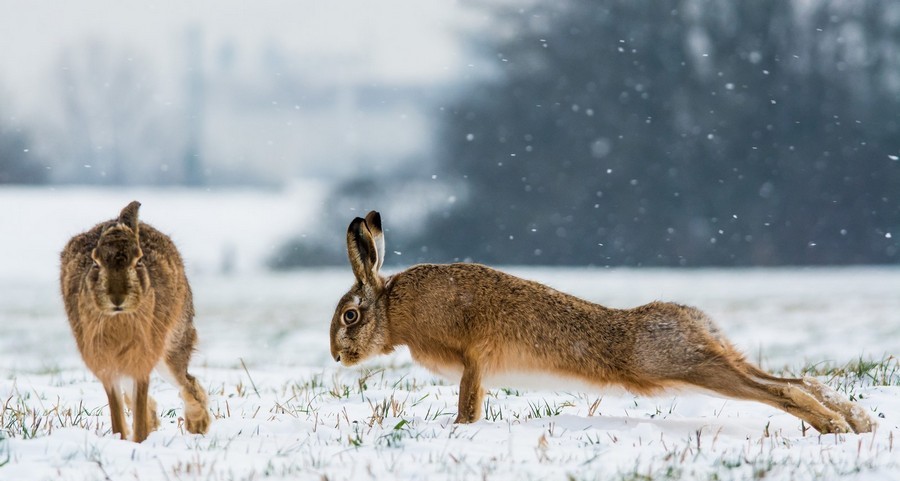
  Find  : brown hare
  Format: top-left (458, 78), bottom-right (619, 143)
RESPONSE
top-left (330, 211), bottom-right (875, 434)
top-left (60, 201), bottom-right (210, 442)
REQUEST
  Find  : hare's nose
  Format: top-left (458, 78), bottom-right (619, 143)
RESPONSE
top-left (334, 354), bottom-right (341, 363)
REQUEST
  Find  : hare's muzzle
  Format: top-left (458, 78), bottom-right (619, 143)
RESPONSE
top-left (333, 353), bottom-right (341, 363)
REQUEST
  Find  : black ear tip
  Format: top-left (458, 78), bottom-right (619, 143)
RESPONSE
top-left (348, 216), bottom-right (366, 234)
top-left (365, 211), bottom-right (382, 230)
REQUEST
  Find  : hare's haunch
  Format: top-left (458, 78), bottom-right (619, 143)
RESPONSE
top-left (330, 211), bottom-right (874, 434)
top-left (60, 201), bottom-right (210, 442)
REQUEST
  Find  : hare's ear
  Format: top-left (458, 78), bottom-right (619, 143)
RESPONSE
top-left (347, 214), bottom-right (383, 288)
top-left (118, 201), bottom-right (141, 235)
top-left (364, 210), bottom-right (385, 272)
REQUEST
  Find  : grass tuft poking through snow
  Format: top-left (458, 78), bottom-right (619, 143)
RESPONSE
top-left (797, 355), bottom-right (900, 390)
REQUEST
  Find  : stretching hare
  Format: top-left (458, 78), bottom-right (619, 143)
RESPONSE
top-left (330, 211), bottom-right (874, 434)
top-left (60, 201), bottom-right (210, 442)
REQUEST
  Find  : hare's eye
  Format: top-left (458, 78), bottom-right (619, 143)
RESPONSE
top-left (342, 308), bottom-right (360, 326)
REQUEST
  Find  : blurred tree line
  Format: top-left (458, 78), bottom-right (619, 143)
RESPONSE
top-left (0, 93), bottom-right (46, 184)
top-left (415, 0), bottom-right (900, 266)
top-left (0, 123), bottom-right (45, 184)
top-left (0, 41), bottom-right (198, 186)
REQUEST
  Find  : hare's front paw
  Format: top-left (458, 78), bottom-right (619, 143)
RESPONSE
top-left (821, 418), bottom-right (853, 434)
top-left (453, 413), bottom-right (478, 424)
top-left (847, 405), bottom-right (876, 434)
top-left (116, 427), bottom-right (131, 441)
top-left (184, 408), bottom-right (211, 434)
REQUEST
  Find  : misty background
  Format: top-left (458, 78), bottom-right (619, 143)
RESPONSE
top-left (1, 0), bottom-right (898, 269)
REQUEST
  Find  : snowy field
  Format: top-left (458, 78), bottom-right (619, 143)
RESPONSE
top-left (1, 188), bottom-right (899, 480)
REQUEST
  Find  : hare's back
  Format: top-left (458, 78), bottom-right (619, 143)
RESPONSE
top-left (393, 262), bottom-right (606, 337)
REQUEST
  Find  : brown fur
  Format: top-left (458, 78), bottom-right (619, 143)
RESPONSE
top-left (330, 211), bottom-right (875, 434)
top-left (60, 201), bottom-right (210, 442)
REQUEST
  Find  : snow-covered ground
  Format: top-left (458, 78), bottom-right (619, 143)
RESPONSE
top-left (0, 188), bottom-right (898, 480)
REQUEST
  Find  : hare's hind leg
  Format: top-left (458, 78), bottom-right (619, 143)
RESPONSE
top-left (682, 359), bottom-right (851, 434)
top-left (178, 370), bottom-right (210, 434)
top-left (103, 381), bottom-right (128, 440)
top-left (160, 326), bottom-right (210, 434)
top-left (742, 364), bottom-right (874, 433)
top-left (158, 359), bottom-right (209, 434)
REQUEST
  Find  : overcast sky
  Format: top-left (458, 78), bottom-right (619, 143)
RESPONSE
top-left (0, 0), bottom-right (470, 120)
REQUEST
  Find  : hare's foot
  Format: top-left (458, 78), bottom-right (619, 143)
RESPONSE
top-left (453, 412), bottom-right (477, 424)
top-left (180, 374), bottom-right (211, 434)
top-left (802, 377), bottom-right (876, 433)
top-left (845, 404), bottom-right (876, 434)
top-left (816, 416), bottom-right (853, 434)
top-left (113, 418), bottom-right (131, 440)
top-left (780, 383), bottom-right (852, 434)
top-left (184, 405), bottom-right (211, 434)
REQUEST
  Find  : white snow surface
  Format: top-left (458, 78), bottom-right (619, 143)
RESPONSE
top-left (0, 187), bottom-right (899, 480)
